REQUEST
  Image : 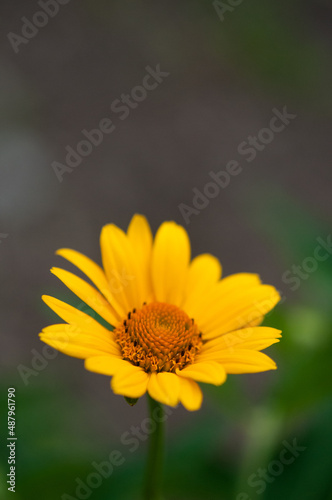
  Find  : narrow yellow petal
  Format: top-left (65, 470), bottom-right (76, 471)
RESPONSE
top-left (85, 356), bottom-right (129, 376)
top-left (200, 327), bottom-right (282, 354)
top-left (127, 214), bottom-right (153, 249)
top-left (39, 341), bottom-right (100, 359)
top-left (198, 350), bottom-right (277, 374)
top-left (42, 295), bottom-right (117, 335)
top-left (183, 254), bottom-right (222, 309)
top-left (215, 272), bottom-right (261, 293)
top-left (178, 377), bottom-right (203, 411)
top-left (40, 335), bottom-right (119, 358)
top-left (127, 214), bottom-right (153, 302)
top-left (40, 323), bottom-right (120, 357)
top-left (40, 333), bottom-right (119, 360)
top-left (50, 268), bottom-right (119, 327)
top-left (151, 222), bottom-right (190, 306)
top-left (177, 361), bottom-right (226, 385)
top-left (56, 248), bottom-right (124, 319)
top-left (148, 372), bottom-right (180, 406)
top-left (111, 364), bottom-right (149, 398)
top-left (100, 224), bottom-right (145, 312)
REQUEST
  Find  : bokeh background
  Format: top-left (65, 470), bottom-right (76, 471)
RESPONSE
top-left (1, 1), bottom-right (332, 499)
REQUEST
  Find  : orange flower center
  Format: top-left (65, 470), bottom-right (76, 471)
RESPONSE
top-left (114, 302), bottom-right (203, 373)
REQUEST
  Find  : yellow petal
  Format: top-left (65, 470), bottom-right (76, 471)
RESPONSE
top-left (199, 350), bottom-right (277, 374)
top-left (177, 361), bottom-right (226, 385)
top-left (40, 334), bottom-right (119, 360)
top-left (56, 248), bottom-right (124, 319)
top-left (200, 327), bottom-right (282, 354)
top-left (184, 273), bottom-right (261, 320)
top-left (245, 316), bottom-right (264, 328)
top-left (127, 214), bottom-right (153, 250)
top-left (148, 372), bottom-right (180, 406)
top-left (85, 356), bottom-right (129, 376)
top-left (40, 323), bottom-right (120, 359)
top-left (151, 222), bottom-right (190, 306)
top-left (42, 295), bottom-right (117, 335)
top-left (214, 272), bottom-right (261, 293)
top-left (100, 224), bottom-right (145, 312)
top-left (178, 377), bottom-right (203, 411)
top-left (39, 341), bottom-right (101, 359)
top-left (50, 268), bottom-right (118, 327)
top-left (199, 285), bottom-right (281, 339)
top-left (183, 254), bottom-right (222, 309)
top-left (111, 364), bottom-right (149, 398)
top-left (127, 214), bottom-right (153, 301)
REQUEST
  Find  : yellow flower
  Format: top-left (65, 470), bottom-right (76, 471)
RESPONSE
top-left (39, 214), bottom-right (281, 411)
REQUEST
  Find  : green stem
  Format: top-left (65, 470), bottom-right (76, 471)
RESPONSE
top-left (143, 395), bottom-right (165, 500)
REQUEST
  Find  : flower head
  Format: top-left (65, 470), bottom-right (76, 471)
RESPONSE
top-left (40, 215), bottom-right (281, 410)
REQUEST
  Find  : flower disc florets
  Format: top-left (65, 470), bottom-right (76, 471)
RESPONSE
top-left (114, 302), bottom-right (203, 373)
